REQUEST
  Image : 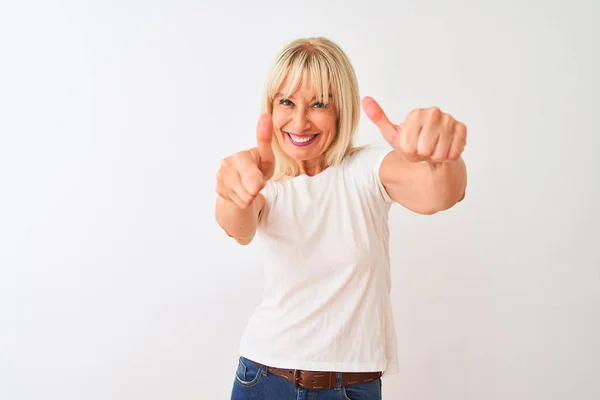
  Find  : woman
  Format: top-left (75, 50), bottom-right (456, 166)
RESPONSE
top-left (216, 37), bottom-right (467, 400)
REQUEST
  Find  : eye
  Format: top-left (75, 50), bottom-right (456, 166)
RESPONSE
top-left (312, 101), bottom-right (327, 108)
top-left (279, 99), bottom-right (294, 106)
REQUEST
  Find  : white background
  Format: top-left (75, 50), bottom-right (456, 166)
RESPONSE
top-left (1, 1), bottom-right (598, 399)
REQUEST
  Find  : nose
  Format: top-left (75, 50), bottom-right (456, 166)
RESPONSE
top-left (289, 107), bottom-right (311, 132)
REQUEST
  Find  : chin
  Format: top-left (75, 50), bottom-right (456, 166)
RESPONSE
top-left (282, 146), bottom-right (317, 161)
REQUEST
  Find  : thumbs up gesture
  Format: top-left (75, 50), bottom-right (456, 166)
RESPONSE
top-left (216, 114), bottom-right (275, 209)
top-left (362, 97), bottom-right (467, 163)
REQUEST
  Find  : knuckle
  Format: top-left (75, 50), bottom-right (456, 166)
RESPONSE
top-left (448, 147), bottom-right (462, 160)
top-left (429, 107), bottom-right (442, 119)
top-left (215, 184), bottom-right (226, 198)
top-left (431, 148), bottom-right (448, 161)
top-left (237, 151), bottom-right (256, 166)
top-left (231, 150), bottom-right (248, 162)
top-left (419, 149), bottom-right (433, 158)
top-left (444, 115), bottom-right (455, 130)
top-left (417, 142), bottom-right (433, 156)
top-left (242, 190), bottom-right (255, 202)
top-left (239, 198), bottom-right (253, 209)
top-left (247, 178), bottom-right (263, 195)
top-left (399, 137), bottom-right (414, 154)
top-left (408, 108), bottom-right (422, 120)
top-left (406, 145), bottom-right (418, 155)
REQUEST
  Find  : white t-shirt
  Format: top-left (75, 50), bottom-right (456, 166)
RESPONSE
top-left (238, 144), bottom-right (399, 376)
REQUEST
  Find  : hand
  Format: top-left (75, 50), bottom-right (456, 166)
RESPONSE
top-left (362, 97), bottom-right (467, 163)
top-left (216, 114), bottom-right (275, 209)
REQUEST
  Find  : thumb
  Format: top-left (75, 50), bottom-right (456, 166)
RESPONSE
top-left (256, 113), bottom-right (275, 177)
top-left (361, 96), bottom-right (398, 145)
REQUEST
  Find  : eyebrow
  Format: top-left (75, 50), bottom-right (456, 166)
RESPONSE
top-left (275, 92), bottom-right (333, 100)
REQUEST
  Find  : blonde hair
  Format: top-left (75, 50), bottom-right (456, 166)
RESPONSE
top-left (261, 37), bottom-right (362, 180)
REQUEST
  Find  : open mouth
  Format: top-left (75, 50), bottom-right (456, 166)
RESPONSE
top-left (286, 132), bottom-right (319, 147)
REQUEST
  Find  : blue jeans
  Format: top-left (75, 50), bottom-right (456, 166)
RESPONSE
top-left (231, 356), bottom-right (382, 399)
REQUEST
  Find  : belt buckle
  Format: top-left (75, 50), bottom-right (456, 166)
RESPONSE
top-left (293, 369), bottom-right (301, 388)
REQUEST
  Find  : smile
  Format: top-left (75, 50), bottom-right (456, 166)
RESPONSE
top-left (286, 132), bottom-right (319, 147)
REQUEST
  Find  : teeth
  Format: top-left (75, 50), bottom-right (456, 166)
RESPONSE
top-left (290, 134), bottom-right (316, 143)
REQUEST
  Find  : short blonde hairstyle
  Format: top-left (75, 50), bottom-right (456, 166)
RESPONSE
top-left (261, 37), bottom-right (361, 180)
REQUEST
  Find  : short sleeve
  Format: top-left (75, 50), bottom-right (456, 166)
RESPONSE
top-left (345, 144), bottom-right (394, 204)
top-left (257, 180), bottom-right (278, 225)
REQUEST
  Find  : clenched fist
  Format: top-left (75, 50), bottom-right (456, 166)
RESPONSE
top-left (362, 97), bottom-right (467, 163)
top-left (216, 114), bottom-right (275, 209)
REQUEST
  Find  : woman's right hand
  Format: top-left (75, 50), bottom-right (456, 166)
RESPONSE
top-left (216, 114), bottom-right (275, 209)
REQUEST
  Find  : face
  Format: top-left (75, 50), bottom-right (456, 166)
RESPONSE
top-left (271, 76), bottom-right (338, 167)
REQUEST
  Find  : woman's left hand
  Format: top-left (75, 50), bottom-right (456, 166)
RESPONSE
top-left (361, 96), bottom-right (467, 163)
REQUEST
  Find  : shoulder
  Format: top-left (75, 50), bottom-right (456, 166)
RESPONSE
top-left (261, 179), bottom-right (279, 197)
top-left (257, 179), bottom-right (281, 225)
top-left (343, 144), bottom-right (393, 169)
top-left (341, 144), bottom-right (394, 204)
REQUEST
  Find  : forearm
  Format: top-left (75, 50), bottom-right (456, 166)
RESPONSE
top-left (425, 157), bottom-right (467, 211)
top-left (215, 194), bottom-right (263, 241)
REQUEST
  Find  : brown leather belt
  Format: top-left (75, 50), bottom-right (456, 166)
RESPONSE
top-left (247, 358), bottom-right (383, 390)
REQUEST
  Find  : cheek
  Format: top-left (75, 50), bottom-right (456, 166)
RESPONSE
top-left (271, 110), bottom-right (288, 129)
top-left (313, 114), bottom-right (337, 134)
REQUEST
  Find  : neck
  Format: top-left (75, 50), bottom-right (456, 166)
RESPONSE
top-left (297, 158), bottom-right (326, 176)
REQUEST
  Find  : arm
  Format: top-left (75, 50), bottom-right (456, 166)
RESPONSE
top-left (380, 152), bottom-right (467, 215)
top-left (215, 194), bottom-right (265, 245)
top-left (361, 97), bottom-right (468, 214)
top-left (214, 113), bottom-right (275, 245)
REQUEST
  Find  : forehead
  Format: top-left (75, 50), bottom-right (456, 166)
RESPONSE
top-left (278, 74), bottom-right (314, 93)
top-left (276, 73), bottom-right (331, 100)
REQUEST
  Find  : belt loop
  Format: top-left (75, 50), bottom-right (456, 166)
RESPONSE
top-left (248, 358), bottom-right (268, 376)
top-left (293, 369), bottom-right (300, 388)
top-left (336, 371), bottom-right (342, 389)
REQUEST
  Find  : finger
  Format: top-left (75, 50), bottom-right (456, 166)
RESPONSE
top-left (234, 154), bottom-right (266, 195)
top-left (215, 179), bottom-right (228, 200)
top-left (400, 121), bottom-right (421, 156)
top-left (240, 166), bottom-right (265, 196)
top-left (394, 122), bottom-right (425, 162)
top-left (417, 119), bottom-right (442, 158)
top-left (231, 183), bottom-right (254, 209)
top-left (361, 96), bottom-right (398, 144)
top-left (216, 169), bottom-right (232, 201)
top-left (417, 108), bottom-right (444, 157)
top-left (448, 123), bottom-right (467, 160)
top-left (217, 179), bottom-right (245, 208)
top-left (223, 169), bottom-right (254, 208)
top-left (431, 118), bottom-right (455, 161)
top-left (256, 113), bottom-right (275, 174)
top-left (430, 129), bottom-right (452, 161)
top-left (226, 188), bottom-right (248, 209)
